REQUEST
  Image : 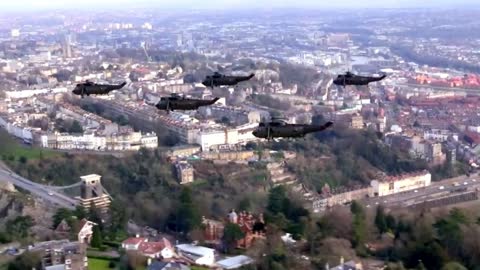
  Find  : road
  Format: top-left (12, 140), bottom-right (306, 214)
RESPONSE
top-left (363, 173), bottom-right (480, 209)
top-left (0, 169), bottom-right (78, 209)
top-left (400, 83), bottom-right (480, 95)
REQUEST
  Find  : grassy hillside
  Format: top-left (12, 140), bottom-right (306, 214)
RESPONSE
top-left (0, 129), bottom-right (58, 162)
top-left (4, 146), bottom-right (269, 230)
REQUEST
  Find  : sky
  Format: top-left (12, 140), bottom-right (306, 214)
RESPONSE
top-left (0, 0), bottom-right (478, 11)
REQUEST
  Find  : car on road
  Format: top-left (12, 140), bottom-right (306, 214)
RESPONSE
top-left (414, 190), bottom-right (418, 193)
top-left (439, 186), bottom-right (445, 190)
top-left (473, 179), bottom-right (477, 182)
top-left (464, 182), bottom-right (468, 185)
top-left (453, 182), bottom-right (460, 187)
top-left (47, 192), bottom-right (53, 196)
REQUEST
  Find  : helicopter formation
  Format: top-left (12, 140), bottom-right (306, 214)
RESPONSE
top-left (71, 70), bottom-right (387, 140)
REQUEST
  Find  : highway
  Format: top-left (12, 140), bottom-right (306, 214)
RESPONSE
top-left (0, 169), bottom-right (78, 209)
top-left (399, 83), bottom-right (480, 95)
top-left (363, 173), bottom-right (480, 209)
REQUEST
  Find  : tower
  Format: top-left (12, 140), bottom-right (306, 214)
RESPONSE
top-left (62, 33), bottom-right (73, 58)
top-left (77, 174), bottom-right (111, 213)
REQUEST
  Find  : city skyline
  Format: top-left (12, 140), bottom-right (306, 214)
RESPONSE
top-left (0, 0), bottom-right (478, 12)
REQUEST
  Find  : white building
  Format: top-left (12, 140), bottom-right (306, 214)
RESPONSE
top-left (176, 244), bottom-right (216, 267)
top-left (216, 255), bottom-right (254, 270)
top-left (424, 129), bottom-right (458, 142)
top-left (371, 171), bottom-right (431, 197)
top-left (196, 123), bottom-right (259, 151)
top-left (40, 132), bottom-right (157, 151)
top-left (5, 87), bottom-right (68, 99)
top-left (122, 237), bottom-right (148, 250)
top-left (77, 219), bottom-right (97, 244)
top-left (122, 237), bottom-right (175, 259)
top-left (11, 29), bottom-right (20, 37)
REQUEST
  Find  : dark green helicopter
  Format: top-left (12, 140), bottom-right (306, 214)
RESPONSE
top-left (252, 117), bottom-right (333, 141)
top-left (202, 72), bottom-right (255, 88)
top-left (72, 80), bottom-right (127, 98)
top-left (154, 93), bottom-right (220, 113)
top-left (333, 71), bottom-right (386, 87)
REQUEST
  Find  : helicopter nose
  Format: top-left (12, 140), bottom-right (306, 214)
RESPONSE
top-left (201, 80), bottom-right (208, 86)
top-left (72, 88), bottom-right (79, 94)
top-left (252, 130), bottom-right (259, 137)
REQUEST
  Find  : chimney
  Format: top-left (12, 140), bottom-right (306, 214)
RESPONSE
top-left (147, 257), bottom-right (152, 266)
top-left (340, 256), bottom-right (344, 265)
top-left (325, 263), bottom-right (330, 270)
top-left (136, 234), bottom-right (140, 238)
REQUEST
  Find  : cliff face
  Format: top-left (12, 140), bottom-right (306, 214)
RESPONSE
top-left (0, 191), bottom-right (25, 225)
top-left (0, 181), bottom-right (15, 193)
top-left (0, 190), bottom-right (54, 231)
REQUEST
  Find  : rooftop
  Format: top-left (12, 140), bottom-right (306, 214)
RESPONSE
top-left (176, 244), bottom-right (215, 257)
top-left (216, 255), bottom-right (254, 269)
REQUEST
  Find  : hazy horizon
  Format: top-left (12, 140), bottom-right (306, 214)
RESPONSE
top-left (0, 0), bottom-right (478, 12)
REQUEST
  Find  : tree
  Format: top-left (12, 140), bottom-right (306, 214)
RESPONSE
top-left (53, 208), bottom-right (74, 229)
top-left (223, 223), bottom-right (246, 253)
top-left (18, 156), bottom-right (27, 164)
top-left (386, 215), bottom-right (396, 232)
top-left (74, 205), bottom-right (87, 220)
top-left (408, 242), bottom-right (448, 269)
top-left (116, 115), bottom-right (129, 126)
top-left (168, 187), bottom-right (201, 233)
top-left (350, 201), bottom-right (366, 248)
top-left (126, 250), bottom-right (147, 269)
top-left (108, 200), bottom-right (128, 240)
top-left (89, 202), bottom-right (103, 229)
top-left (7, 251), bottom-right (42, 270)
top-left (69, 120), bottom-right (84, 133)
top-left (375, 206), bottom-right (388, 234)
top-left (238, 197), bottom-right (252, 211)
top-left (416, 261), bottom-right (427, 270)
top-left (91, 225), bottom-right (103, 248)
top-left (386, 262), bottom-right (406, 270)
top-left (6, 215), bottom-right (34, 240)
top-left (267, 186), bottom-right (288, 214)
top-left (441, 262), bottom-right (468, 270)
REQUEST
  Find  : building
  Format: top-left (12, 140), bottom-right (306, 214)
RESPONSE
top-left (29, 240), bottom-right (87, 270)
top-left (371, 171), bottom-right (431, 197)
top-left (175, 161), bottom-right (194, 184)
top-left (424, 129), bottom-right (458, 142)
top-left (350, 114), bottom-right (364, 129)
top-left (202, 217), bottom-right (225, 244)
top-left (217, 255), bottom-right (255, 270)
top-left (122, 237), bottom-right (175, 259)
top-left (147, 262), bottom-right (190, 270)
top-left (327, 257), bottom-right (363, 270)
top-left (55, 218), bottom-right (97, 244)
top-left (175, 244), bottom-right (216, 267)
top-left (202, 210), bottom-right (266, 249)
top-left (233, 211), bottom-right (266, 249)
top-left (313, 185), bottom-right (373, 213)
top-left (167, 145), bottom-right (201, 158)
top-left (40, 131), bottom-right (158, 151)
top-left (444, 144), bottom-right (457, 164)
top-left (11, 29), bottom-right (20, 38)
top-left (122, 237), bottom-right (148, 250)
top-left (76, 174), bottom-right (111, 213)
top-left (202, 150), bottom-right (255, 161)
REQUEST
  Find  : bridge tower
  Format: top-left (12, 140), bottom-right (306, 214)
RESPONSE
top-left (77, 174), bottom-right (111, 213)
